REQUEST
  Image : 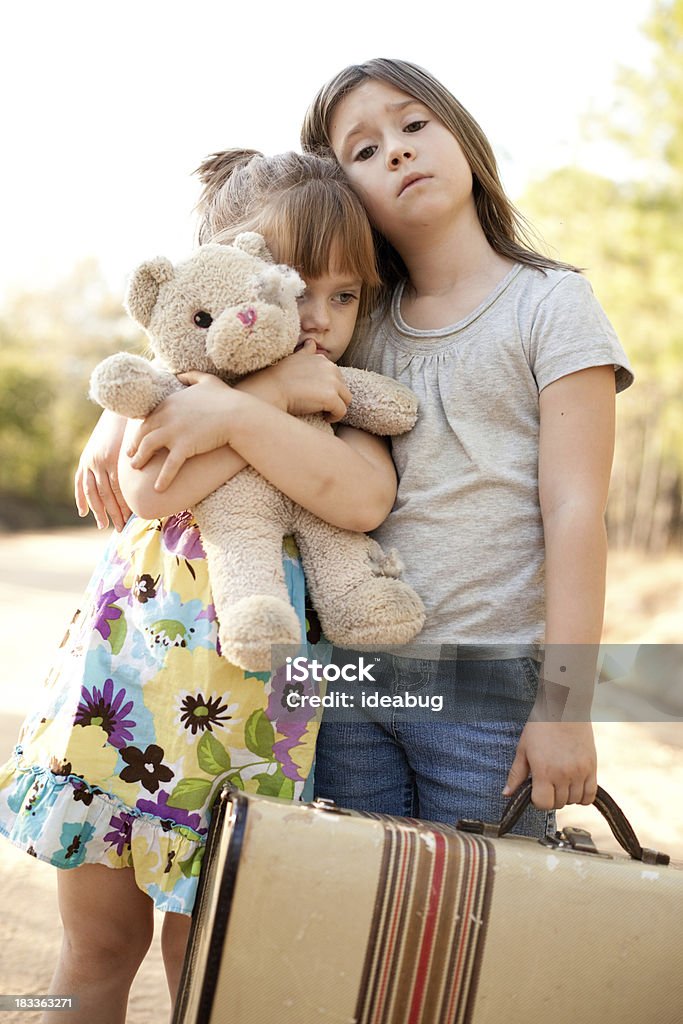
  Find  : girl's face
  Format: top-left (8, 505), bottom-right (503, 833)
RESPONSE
top-left (295, 262), bottom-right (363, 364)
top-left (328, 79), bottom-right (474, 245)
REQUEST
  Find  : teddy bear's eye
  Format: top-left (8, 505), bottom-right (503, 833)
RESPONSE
top-left (193, 311), bottom-right (213, 329)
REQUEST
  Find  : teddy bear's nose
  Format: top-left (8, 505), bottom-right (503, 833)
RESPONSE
top-left (236, 308), bottom-right (258, 329)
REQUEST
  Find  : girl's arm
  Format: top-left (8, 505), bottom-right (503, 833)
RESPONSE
top-left (120, 423), bottom-right (396, 532)
top-left (75, 409), bottom-right (133, 531)
top-left (123, 355), bottom-right (398, 532)
top-left (118, 421), bottom-right (247, 520)
top-left (503, 364), bottom-right (616, 811)
top-left (78, 342), bottom-right (353, 524)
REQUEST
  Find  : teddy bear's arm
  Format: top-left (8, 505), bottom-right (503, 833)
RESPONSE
top-left (89, 352), bottom-right (182, 419)
top-left (338, 367), bottom-right (418, 436)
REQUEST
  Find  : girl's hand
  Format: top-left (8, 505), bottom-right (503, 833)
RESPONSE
top-left (127, 374), bottom-right (234, 491)
top-left (127, 350), bottom-right (354, 492)
top-left (75, 410), bottom-right (132, 531)
top-left (503, 720), bottom-right (598, 810)
top-left (247, 340), bottom-right (352, 422)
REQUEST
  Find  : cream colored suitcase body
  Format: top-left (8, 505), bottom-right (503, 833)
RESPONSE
top-left (174, 782), bottom-right (683, 1024)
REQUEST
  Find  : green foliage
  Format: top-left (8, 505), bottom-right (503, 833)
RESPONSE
top-left (0, 355), bottom-right (56, 496)
top-left (520, 0), bottom-right (683, 550)
top-left (0, 260), bottom-right (145, 528)
top-left (609, 0), bottom-right (683, 183)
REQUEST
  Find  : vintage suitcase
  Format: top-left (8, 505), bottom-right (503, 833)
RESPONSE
top-left (173, 780), bottom-right (683, 1024)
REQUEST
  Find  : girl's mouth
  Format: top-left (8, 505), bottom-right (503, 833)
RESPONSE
top-left (398, 174), bottom-right (430, 196)
top-left (295, 340), bottom-right (328, 355)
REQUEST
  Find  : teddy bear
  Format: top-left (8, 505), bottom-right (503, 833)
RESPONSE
top-left (90, 233), bottom-right (425, 670)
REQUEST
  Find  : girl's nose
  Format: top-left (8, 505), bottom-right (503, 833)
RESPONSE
top-left (387, 139), bottom-right (416, 169)
top-left (299, 299), bottom-right (329, 331)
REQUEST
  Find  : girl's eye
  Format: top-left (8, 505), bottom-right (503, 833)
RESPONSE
top-left (404, 120), bottom-right (427, 133)
top-left (355, 145), bottom-right (376, 162)
top-left (336, 292), bottom-right (358, 305)
top-left (193, 310), bottom-right (213, 328)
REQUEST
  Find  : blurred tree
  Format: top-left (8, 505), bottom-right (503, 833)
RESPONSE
top-left (608, 0), bottom-right (683, 186)
top-left (0, 260), bottom-right (144, 529)
top-left (521, 0), bottom-right (683, 550)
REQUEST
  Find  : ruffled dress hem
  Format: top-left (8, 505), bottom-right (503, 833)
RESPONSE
top-left (1, 746), bottom-right (205, 916)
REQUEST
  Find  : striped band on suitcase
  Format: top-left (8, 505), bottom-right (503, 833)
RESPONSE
top-left (356, 816), bottom-right (494, 1024)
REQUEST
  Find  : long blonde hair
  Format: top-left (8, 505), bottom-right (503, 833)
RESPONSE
top-left (301, 58), bottom-right (579, 292)
top-left (195, 149), bottom-right (380, 319)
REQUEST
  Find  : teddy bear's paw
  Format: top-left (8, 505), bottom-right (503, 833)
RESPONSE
top-left (322, 578), bottom-right (426, 647)
top-left (89, 353), bottom-right (166, 418)
top-left (219, 595), bottom-right (302, 672)
top-left (367, 541), bottom-right (404, 579)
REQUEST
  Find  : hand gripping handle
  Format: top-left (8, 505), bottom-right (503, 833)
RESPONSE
top-left (459, 779), bottom-right (670, 865)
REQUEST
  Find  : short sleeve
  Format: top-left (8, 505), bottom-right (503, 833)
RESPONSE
top-left (528, 273), bottom-right (634, 393)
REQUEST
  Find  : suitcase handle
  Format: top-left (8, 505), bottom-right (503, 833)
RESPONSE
top-left (483, 779), bottom-right (669, 865)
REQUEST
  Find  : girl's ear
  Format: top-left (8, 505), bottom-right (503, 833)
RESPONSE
top-left (125, 257), bottom-right (175, 327)
top-left (233, 232), bottom-right (274, 262)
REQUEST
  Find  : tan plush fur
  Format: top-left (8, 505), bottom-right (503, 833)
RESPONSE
top-left (90, 235), bottom-right (425, 670)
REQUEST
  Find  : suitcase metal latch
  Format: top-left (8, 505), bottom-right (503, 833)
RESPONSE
top-left (561, 827), bottom-right (599, 854)
top-left (309, 797), bottom-right (349, 816)
top-left (540, 826), bottom-right (612, 858)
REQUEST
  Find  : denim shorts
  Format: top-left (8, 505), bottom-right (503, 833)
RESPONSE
top-left (312, 650), bottom-right (554, 838)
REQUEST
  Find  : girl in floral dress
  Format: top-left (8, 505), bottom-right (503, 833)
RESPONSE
top-left (0, 150), bottom-right (392, 1022)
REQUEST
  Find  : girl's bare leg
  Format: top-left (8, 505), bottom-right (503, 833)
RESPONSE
top-left (42, 864), bottom-right (154, 1024)
top-left (161, 912), bottom-right (192, 1012)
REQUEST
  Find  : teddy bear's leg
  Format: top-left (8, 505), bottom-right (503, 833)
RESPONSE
top-left (193, 473), bottom-right (302, 671)
top-left (293, 510), bottom-right (426, 648)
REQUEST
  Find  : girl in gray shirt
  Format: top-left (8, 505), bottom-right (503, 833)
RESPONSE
top-left (300, 58), bottom-right (632, 833)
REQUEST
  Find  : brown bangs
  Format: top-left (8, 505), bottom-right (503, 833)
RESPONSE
top-left (194, 148), bottom-right (383, 321)
top-left (263, 181), bottom-right (380, 315)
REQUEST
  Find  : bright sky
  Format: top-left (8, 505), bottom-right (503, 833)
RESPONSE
top-left (2, 0), bottom-right (654, 302)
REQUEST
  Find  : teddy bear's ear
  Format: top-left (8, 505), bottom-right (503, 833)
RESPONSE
top-left (125, 257), bottom-right (175, 328)
top-left (233, 232), bottom-right (274, 262)
top-left (256, 265), bottom-right (306, 306)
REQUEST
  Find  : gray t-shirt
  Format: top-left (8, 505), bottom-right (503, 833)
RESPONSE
top-left (347, 263), bottom-right (633, 647)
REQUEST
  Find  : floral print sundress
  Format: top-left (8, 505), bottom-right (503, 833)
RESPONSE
top-left (0, 513), bottom-right (325, 914)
